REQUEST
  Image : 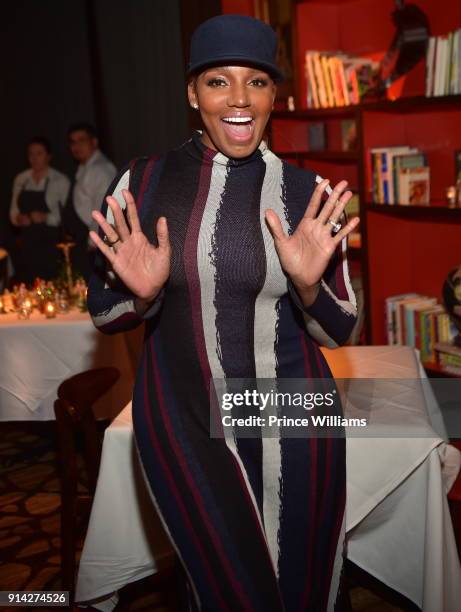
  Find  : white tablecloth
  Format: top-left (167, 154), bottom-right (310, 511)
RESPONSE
top-left (76, 346), bottom-right (461, 611)
top-left (0, 309), bottom-right (142, 421)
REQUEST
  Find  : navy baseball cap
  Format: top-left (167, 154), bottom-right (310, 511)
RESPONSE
top-left (187, 14), bottom-right (284, 82)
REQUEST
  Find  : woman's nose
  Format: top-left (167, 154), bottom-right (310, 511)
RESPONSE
top-left (227, 84), bottom-right (250, 107)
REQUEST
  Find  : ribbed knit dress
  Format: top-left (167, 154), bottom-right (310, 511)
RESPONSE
top-left (87, 132), bottom-right (357, 612)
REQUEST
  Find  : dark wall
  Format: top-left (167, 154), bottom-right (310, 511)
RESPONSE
top-left (0, 0), bottom-right (189, 247)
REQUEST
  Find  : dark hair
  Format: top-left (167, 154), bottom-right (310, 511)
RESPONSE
top-left (67, 122), bottom-right (98, 139)
top-left (28, 136), bottom-right (51, 154)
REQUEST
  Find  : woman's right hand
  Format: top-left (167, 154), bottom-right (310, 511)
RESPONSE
top-left (90, 189), bottom-right (171, 302)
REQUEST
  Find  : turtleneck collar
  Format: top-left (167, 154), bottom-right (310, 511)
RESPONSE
top-left (185, 130), bottom-right (268, 167)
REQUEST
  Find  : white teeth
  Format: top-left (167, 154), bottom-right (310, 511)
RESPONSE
top-left (222, 117), bottom-right (253, 124)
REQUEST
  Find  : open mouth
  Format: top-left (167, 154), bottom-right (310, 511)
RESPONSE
top-left (221, 116), bottom-right (255, 142)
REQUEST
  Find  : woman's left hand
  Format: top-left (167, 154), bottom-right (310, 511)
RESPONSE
top-left (265, 179), bottom-right (359, 305)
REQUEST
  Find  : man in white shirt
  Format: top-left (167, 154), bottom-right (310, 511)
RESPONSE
top-left (65, 123), bottom-right (116, 279)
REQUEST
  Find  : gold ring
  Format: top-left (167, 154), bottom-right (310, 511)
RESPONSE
top-left (103, 235), bottom-right (120, 247)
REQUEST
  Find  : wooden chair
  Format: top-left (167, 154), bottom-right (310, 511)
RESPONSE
top-left (55, 367), bottom-right (180, 610)
top-left (54, 367), bottom-right (120, 604)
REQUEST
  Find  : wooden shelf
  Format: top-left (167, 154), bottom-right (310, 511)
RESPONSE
top-left (365, 203), bottom-right (461, 220)
top-left (272, 95), bottom-right (461, 119)
top-left (272, 106), bottom-right (359, 119)
top-left (277, 150), bottom-right (358, 162)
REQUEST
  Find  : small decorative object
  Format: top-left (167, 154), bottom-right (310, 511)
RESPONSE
top-left (341, 119), bottom-right (357, 151)
top-left (2, 290), bottom-right (14, 313)
top-left (57, 290), bottom-right (70, 314)
top-left (287, 96), bottom-right (295, 111)
top-left (45, 300), bottom-right (56, 318)
top-left (57, 241), bottom-right (76, 292)
top-left (455, 149), bottom-right (461, 182)
top-left (308, 122), bottom-right (326, 152)
top-left (442, 266), bottom-right (461, 347)
top-left (456, 176), bottom-right (461, 208)
top-left (446, 185), bottom-right (457, 208)
top-left (74, 279), bottom-right (88, 312)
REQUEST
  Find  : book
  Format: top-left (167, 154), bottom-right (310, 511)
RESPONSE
top-left (305, 52), bottom-right (319, 109)
top-left (313, 52), bottom-right (328, 108)
top-left (321, 55), bottom-right (334, 107)
top-left (308, 122), bottom-right (326, 151)
top-left (385, 293), bottom-right (419, 345)
top-left (393, 151), bottom-right (423, 203)
top-left (426, 36), bottom-right (436, 96)
top-left (398, 167), bottom-right (430, 206)
top-left (404, 298), bottom-right (437, 346)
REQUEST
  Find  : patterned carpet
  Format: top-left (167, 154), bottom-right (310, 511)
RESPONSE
top-left (0, 423), bottom-right (408, 612)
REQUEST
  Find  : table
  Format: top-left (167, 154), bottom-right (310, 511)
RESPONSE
top-left (0, 309), bottom-right (142, 421)
top-left (76, 346), bottom-right (461, 611)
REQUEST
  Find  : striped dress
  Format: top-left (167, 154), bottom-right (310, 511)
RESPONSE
top-left (87, 132), bottom-right (357, 612)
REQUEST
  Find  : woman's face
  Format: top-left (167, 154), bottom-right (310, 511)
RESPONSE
top-left (27, 143), bottom-right (51, 173)
top-left (188, 65), bottom-right (276, 159)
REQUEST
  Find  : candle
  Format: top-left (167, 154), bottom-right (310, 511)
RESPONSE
top-left (45, 301), bottom-right (56, 318)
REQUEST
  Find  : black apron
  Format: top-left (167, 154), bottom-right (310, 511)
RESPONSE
top-left (17, 178), bottom-right (60, 284)
top-left (60, 176), bottom-right (93, 281)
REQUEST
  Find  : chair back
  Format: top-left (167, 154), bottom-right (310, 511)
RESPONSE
top-left (54, 367), bottom-right (120, 600)
top-left (55, 367), bottom-right (120, 494)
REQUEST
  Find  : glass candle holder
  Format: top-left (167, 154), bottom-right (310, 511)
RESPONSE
top-left (45, 301), bottom-right (56, 318)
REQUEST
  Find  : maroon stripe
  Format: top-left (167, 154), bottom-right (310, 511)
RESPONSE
top-left (300, 331), bottom-right (313, 378)
top-left (183, 150), bottom-right (215, 392)
top-left (299, 436), bottom-right (318, 611)
top-left (149, 334), bottom-right (255, 611)
top-left (182, 151), bottom-right (225, 436)
top-left (136, 157), bottom-right (157, 212)
top-left (142, 338), bottom-right (229, 611)
top-left (98, 311), bottom-right (140, 333)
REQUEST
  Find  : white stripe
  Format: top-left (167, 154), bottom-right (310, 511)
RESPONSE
top-left (102, 170), bottom-right (130, 288)
top-left (196, 162), bottom-right (268, 544)
top-left (258, 151), bottom-right (291, 575)
top-left (315, 174), bottom-right (356, 309)
top-left (91, 297), bottom-right (137, 328)
top-left (327, 514), bottom-right (346, 612)
top-left (105, 169), bottom-right (130, 226)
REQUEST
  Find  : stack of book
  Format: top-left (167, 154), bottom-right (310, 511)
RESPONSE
top-left (370, 147), bottom-right (430, 205)
top-left (426, 28), bottom-right (461, 97)
top-left (434, 342), bottom-right (461, 375)
top-left (304, 51), bottom-right (378, 109)
top-left (385, 293), bottom-right (458, 366)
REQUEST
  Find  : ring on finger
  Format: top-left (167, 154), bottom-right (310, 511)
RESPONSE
top-left (328, 219), bottom-right (342, 233)
top-left (103, 234), bottom-right (121, 247)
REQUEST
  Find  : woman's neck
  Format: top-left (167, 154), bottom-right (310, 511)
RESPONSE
top-left (31, 168), bottom-right (48, 183)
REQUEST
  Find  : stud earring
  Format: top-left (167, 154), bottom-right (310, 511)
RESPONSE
top-left (192, 103), bottom-right (199, 109)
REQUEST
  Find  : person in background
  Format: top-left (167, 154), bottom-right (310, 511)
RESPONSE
top-left (64, 122), bottom-right (116, 280)
top-left (10, 136), bottom-right (70, 284)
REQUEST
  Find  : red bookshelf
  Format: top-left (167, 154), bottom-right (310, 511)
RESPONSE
top-left (266, 1), bottom-right (461, 366)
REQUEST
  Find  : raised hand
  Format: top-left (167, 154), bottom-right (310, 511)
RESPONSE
top-left (264, 179), bottom-right (359, 304)
top-left (90, 189), bottom-right (171, 302)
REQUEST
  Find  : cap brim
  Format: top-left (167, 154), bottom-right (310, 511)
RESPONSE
top-left (187, 57), bottom-right (284, 82)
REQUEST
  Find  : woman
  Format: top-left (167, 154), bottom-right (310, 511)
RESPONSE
top-left (88, 15), bottom-right (359, 612)
top-left (10, 137), bottom-right (70, 284)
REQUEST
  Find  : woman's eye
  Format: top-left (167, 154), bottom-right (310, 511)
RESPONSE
top-left (250, 78), bottom-right (268, 87)
top-left (206, 78), bottom-right (227, 87)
